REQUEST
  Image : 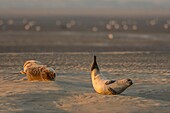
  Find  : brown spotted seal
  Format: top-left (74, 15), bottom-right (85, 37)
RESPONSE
top-left (20, 60), bottom-right (56, 81)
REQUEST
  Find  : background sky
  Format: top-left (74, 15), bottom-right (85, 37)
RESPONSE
top-left (0, 0), bottom-right (170, 16)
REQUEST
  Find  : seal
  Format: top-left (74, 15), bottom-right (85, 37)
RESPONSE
top-left (91, 56), bottom-right (133, 95)
top-left (20, 60), bottom-right (56, 81)
top-left (24, 65), bottom-right (56, 81)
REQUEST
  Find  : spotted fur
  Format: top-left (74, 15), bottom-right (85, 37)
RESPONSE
top-left (20, 60), bottom-right (56, 81)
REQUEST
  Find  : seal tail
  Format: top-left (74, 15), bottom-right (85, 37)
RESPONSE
top-left (91, 55), bottom-right (100, 71)
top-left (20, 70), bottom-right (26, 75)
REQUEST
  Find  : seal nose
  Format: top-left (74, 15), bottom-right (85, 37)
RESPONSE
top-left (127, 79), bottom-right (133, 85)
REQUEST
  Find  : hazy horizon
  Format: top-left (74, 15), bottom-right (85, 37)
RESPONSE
top-left (0, 0), bottom-right (170, 9)
top-left (0, 0), bottom-right (170, 16)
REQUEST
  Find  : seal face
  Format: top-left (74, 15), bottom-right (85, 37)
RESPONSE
top-left (91, 56), bottom-right (133, 95)
top-left (20, 60), bottom-right (56, 81)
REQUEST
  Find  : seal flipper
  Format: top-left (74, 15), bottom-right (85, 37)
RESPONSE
top-left (108, 87), bottom-right (117, 95)
top-left (105, 80), bottom-right (116, 85)
top-left (91, 55), bottom-right (100, 71)
top-left (20, 70), bottom-right (26, 75)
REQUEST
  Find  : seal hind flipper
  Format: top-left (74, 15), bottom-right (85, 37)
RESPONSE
top-left (20, 70), bottom-right (26, 75)
top-left (105, 80), bottom-right (116, 85)
top-left (91, 55), bottom-right (100, 71)
top-left (108, 87), bottom-right (117, 95)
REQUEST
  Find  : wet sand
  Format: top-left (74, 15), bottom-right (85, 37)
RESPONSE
top-left (1, 32), bottom-right (170, 53)
top-left (0, 16), bottom-right (170, 113)
top-left (0, 52), bottom-right (170, 113)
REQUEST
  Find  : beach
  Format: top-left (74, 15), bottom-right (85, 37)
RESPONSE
top-left (0, 16), bottom-right (170, 113)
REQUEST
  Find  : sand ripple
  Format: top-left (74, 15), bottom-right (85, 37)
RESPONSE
top-left (0, 52), bottom-right (170, 113)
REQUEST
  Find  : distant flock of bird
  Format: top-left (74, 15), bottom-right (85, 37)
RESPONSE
top-left (20, 56), bottom-right (133, 95)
